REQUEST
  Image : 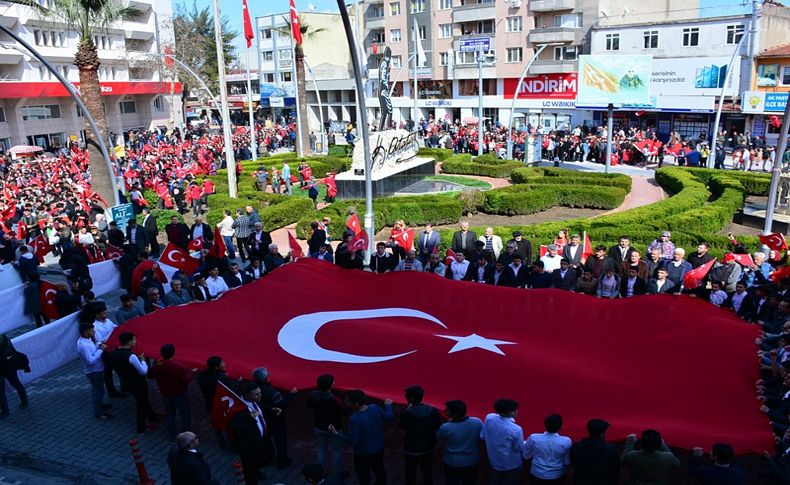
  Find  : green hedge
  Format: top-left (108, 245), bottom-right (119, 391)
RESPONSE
top-left (482, 185), bottom-right (627, 215)
top-left (511, 167), bottom-right (632, 191)
top-left (417, 147), bottom-right (454, 161)
top-left (441, 154), bottom-right (524, 178)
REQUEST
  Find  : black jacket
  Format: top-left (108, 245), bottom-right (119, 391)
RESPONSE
top-left (107, 348), bottom-right (146, 392)
top-left (607, 245), bottom-right (637, 264)
top-left (619, 276), bottom-right (647, 298)
top-left (508, 238), bottom-right (533, 264)
top-left (569, 437), bottom-right (619, 485)
top-left (229, 406), bottom-right (274, 465)
top-left (126, 226), bottom-right (149, 252)
top-left (142, 213), bottom-right (158, 238)
top-left (398, 403), bottom-right (444, 454)
top-left (167, 447), bottom-right (219, 485)
top-left (552, 268), bottom-right (577, 291)
top-left (451, 230), bottom-right (478, 258)
top-left (307, 390), bottom-right (346, 431)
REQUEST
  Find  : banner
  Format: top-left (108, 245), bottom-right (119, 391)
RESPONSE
top-left (650, 57), bottom-right (740, 97)
top-left (0, 81), bottom-right (183, 99)
top-left (0, 264), bottom-right (23, 291)
top-left (503, 73), bottom-right (577, 100)
top-left (118, 259), bottom-right (771, 452)
top-left (12, 312), bottom-right (80, 385)
top-left (88, 259), bottom-right (122, 298)
top-left (742, 91), bottom-right (788, 114)
top-left (577, 55), bottom-right (652, 107)
top-left (0, 284), bottom-right (28, 334)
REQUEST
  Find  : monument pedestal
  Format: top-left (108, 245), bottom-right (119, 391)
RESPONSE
top-left (335, 157), bottom-right (435, 199)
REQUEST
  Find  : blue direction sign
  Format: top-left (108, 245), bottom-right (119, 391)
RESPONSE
top-left (459, 37), bottom-right (491, 52)
top-left (109, 203), bottom-right (134, 233)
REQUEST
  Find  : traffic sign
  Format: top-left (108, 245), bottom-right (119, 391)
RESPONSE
top-left (459, 37), bottom-right (491, 52)
top-left (109, 203), bottom-right (134, 233)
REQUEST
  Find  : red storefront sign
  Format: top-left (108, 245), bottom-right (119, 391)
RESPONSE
top-left (503, 73), bottom-right (577, 100)
top-left (0, 81), bottom-right (183, 99)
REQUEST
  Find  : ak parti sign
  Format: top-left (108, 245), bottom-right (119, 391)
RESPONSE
top-left (0, 81), bottom-right (183, 99)
top-left (503, 73), bottom-right (577, 100)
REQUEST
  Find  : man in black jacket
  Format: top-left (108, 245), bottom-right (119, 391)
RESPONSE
top-left (140, 208), bottom-right (159, 257)
top-left (107, 221), bottom-right (126, 248)
top-left (507, 231), bottom-right (532, 265)
top-left (607, 236), bottom-right (637, 264)
top-left (107, 332), bottom-right (159, 434)
top-left (230, 382), bottom-right (274, 485)
top-left (307, 374), bottom-right (347, 474)
top-left (451, 222), bottom-right (477, 261)
top-left (253, 367), bottom-right (298, 469)
top-left (398, 385), bottom-right (444, 485)
top-left (165, 216), bottom-right (191, 250)
top-left (190, 216), bottom-right (213, 244)
top-left (167, 431), bottom-right (219, 485)
top-left (126, 219), bottom-right (149, 253)
top-left (569, 419), bottom-right (619, 485)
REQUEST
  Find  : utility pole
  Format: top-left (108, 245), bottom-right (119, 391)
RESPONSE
top-left (477, 45), bottom-right (484, 157)
top-left (763, 97), bottom-right (790, 233)
top-left (605, 103), bottom-right (613, 174)
top-left (212, 0), bottom-right (237, 197)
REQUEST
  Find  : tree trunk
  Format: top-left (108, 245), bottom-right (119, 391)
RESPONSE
top-left (75, 39), bottom-right (116, 207)
top-left (295, 45), bottom-right (312, 157)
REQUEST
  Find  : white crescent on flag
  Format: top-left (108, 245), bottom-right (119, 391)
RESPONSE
top-left (44, 289), bottom-right (56, 304)
top-left (166, 249), bottom-right (184, 263)
top-left (277, 308), bottom-right (447, 363)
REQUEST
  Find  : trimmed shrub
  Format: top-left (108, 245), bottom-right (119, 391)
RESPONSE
top-left (260, 197), bottom-right (316, 232)
top-left (441, 154), bottom-right (523, 178)
top-left (459, 189), bottom-right (486, 215)
top-left (328, 145), bottom-right (352, 158)
top-left (483, 185), bottom-right (626, 215)
top-left (418, 147), bottom-right (454, 161)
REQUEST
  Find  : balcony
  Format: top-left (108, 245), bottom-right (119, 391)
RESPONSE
top-left (452, 2), bottom-right (496, 23)
top-left (529, 0), bottom-right (575, 12)
top-left (0, 50), bottom-right (23, 65)
top-left (127, 0), bottom-right (152, 11)
top-left (365, 16), bottom-right (385, 30)
top-left (529, 59), bottom-right (577, 74)
top-left (123, 21), bottom-right (155, 40)
top-left (527, 27), bottom-right (576, 44)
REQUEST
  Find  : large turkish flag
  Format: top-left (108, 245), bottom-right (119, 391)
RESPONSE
top-left (116, 259), bottom-right (771, 452)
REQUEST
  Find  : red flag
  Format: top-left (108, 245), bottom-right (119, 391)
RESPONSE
top-left (346, 213), bottom-right (363, 236)
top-left (392, 228), bottom-right (415, 252)
top-left (350, 231), bottom-right (368, 252)
top-left (29, 234), bottom-right (52, 263)
top-left (683, 257), bottom-right (717, 290)
top-left (772, 264), bottom-right (790, 283)
top-left (120, 259), bottom-right (773, 452)
top-left (760, 233), bottom-right (788, 252)
top-left (16, 221), bottom-right (27, 240)
top-left (539, 244), bottom-right (548, 257)
top-left (208, 227), bottom-right (226, 259)
top-left (288, 231), bottom-right (304, 258)
top-left (188, 237), bottom-right (204, 252)
top-left (39, 280), bottom-right (59, 320)
top-left (289, 0), bottom-right (303, 45)
top-left (581, 232), bottom-right (593, 264)
top-left (106, 245), bottom-right (124, 259)
top-left (445, 248), bottom-right (456, 266)
top-left (211, 381), bottom-right (247, 431)
top-left (726, 252), bottom-right (755, 268)
top-left (241, 0), bottom-right (255, 49)
top-left (159, 243), bottom-right (199, 275)
top-left (299, 167), bottom-right (313, 180)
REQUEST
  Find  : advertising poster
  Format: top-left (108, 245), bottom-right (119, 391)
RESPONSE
top-left (650, 57), bottom-right (739, 96)
top-left (757, 64), bottom-right (779, 87)
top-left (577, 55), bottom-right (652, 107)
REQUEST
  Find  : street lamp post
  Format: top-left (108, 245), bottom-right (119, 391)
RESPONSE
top-left (211, 0), bottom-right (238, 198)
top-left (763, 97), bottom-right (790, 233)
top-left (477, 45), bottom-right (484, 157)
top-left (304, 59), bottom-right (327, 154)
top-left (710, 32), bottom-right (749, 168)
top-left (505, 43), bottom-right (559, 161)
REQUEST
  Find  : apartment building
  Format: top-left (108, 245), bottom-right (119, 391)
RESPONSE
top-left (0, 0), bottom-right (182, 151)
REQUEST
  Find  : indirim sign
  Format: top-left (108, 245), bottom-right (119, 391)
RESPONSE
top-left (503, 73), bottom-right (578, 100)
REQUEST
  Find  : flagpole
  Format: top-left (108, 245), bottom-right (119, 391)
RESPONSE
top-left (290, 32), bottom-right (305, 158)
top-left (245, 45), bottom-right (258, 161)
top-left (412, 21), bottom-right (418, 131)
top-left (211, 0), bottom-right (237, 198)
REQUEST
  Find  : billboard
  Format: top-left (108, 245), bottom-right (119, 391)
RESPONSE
top-left (741, 91), bottom-right (788, 114)
top-left (651, 57), bottom-right (740, 96)
top-left (757, 64), bottom-right (779, 87)
top-left (503, 73), bottom-right (577, 100)
top-left (577, 55), bottom-right (652, 107)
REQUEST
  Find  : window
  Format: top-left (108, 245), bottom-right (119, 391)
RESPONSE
top-left (419, 25), bottom-right (426, 40)
top-left (372, 6), bottom-right (384, 17)
top-left (477, 19), bottom-right (495, 34)
top-left (120, 100), bottom-right (136, 114)
top-left (392, 55), bottom-right (402, 68)
top-left (782, 66), bottom-right (790, 86)
top-left (372, 31), bottom-right (385, 43)
top-left (263, 73), bottom-right (275, 83)
top-left (439, 24), bottom-right (452, 39)
top-left (111, 67), bottom-right (117, 80)
top-left (506, 47), bottom-right (522, 63)
top-left (554, 45), bottom-right (577, 61)
top-left (439, 0), bottom-right (452, 9)
top-left (506, 16), bottom-right (522, 33)
top-left (726, 24), bottom-right (744, 45)
top-left (390, 2), bottom-right (401, 15)
top-left (682, 27), bottom-right (699, 47)
top-left (34, 30), bottom-right (42, 46)
top-left (643, 30), bottom-right (658, 49)
top-left (456, 50), bottom-right (495, 64)
top-left (0, 108), bottom-right (5, 123)
top-left (21, 104), bottom-right (61, 120)
top-left (605, 33), bottom-right (619, 51)
top-left (153, 96), bottom-right (163, 112)
top-left (458, 79), bottom-right (496, 96)
top-left (410, 0), bottom-right (425, 13)
top-left (58, 32), bottom-right (65, 47)
top-left (554, 13), bottom-right (582, 28)
top-left (440, 52), bottom-right (449, 66)
top-left (60, 65), bottom-right (69, 78)
top-left (261, 29), bottom-right (272, 39)
top-left (391, 29), bottom-right (401, 42)
top-left (262, 51), bottom-right (274, 61)
top-left (279, 49), bottom-right (292, 60)
top-left (280, 72), bottom-right (292, 82)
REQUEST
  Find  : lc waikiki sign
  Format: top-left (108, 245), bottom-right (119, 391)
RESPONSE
top-left (503, 73), bottom-right (577, 100)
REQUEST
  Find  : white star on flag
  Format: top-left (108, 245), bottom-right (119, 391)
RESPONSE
top-left (435, 333), bottom-right (517, 355)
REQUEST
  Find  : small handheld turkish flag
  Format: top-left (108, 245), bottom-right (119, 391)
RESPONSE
top-left (539, 245), bottom-right (549, 257)
top-left (760, 232), bottom-right (788, 252)
top-left (288, 231), bottom-right (304, 259)
top-left (16, 221), bottom-right (27, 241)
top-left (393, 228), bottom-right (415, 251)
top-left (208, 227), bottom-right (226, 259)
top-left (39, 280), bottom-right (60, 320)
top-left (160, 243), bottom-right (199, 274)
top-left (346, 213), bottom-right (362, 236)
top-left (350, 231), bottom-right (368, 252)
top-left (211, 382), bottom-right (247, 431)
top-left (683, 257), bottom-right (716, 290)
top-left (445, 248), bottom-right (456, 266)
top-left (299, 166), bottom-right (313, 180)
top-left (106, 245), bottom-right (124, 259)
top-left (581, 232), bottom-right (593, 264)
top-left (188, 236), bottom-right (204, 252)
top-left (29, 234), bottom-right (52, 263)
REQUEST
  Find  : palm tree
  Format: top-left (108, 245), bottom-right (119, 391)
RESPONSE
top-left (11, 0), bottom-right (141, 206)
top-left (279, 16), bottom-right (326, 158)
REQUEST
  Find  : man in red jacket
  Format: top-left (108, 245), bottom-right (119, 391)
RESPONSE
top-left (149, 343), bottom-right (194, 440)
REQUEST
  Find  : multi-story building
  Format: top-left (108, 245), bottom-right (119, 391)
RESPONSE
top-left (255, 12), bottom-right (359, 133)
top-left (742, 43), bottom-right (790, 146)
top-left (0, 0), bottom-right (182, 152)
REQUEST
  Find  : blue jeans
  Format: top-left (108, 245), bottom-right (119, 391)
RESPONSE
top-left (163, 393), bottom-right (191, 439)
top-left (223, 235), bottom-right (236, 259)
top-left (86, 371), bottom-right (105, 418)
top-left (315, 428), bottom-right (344, 473)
